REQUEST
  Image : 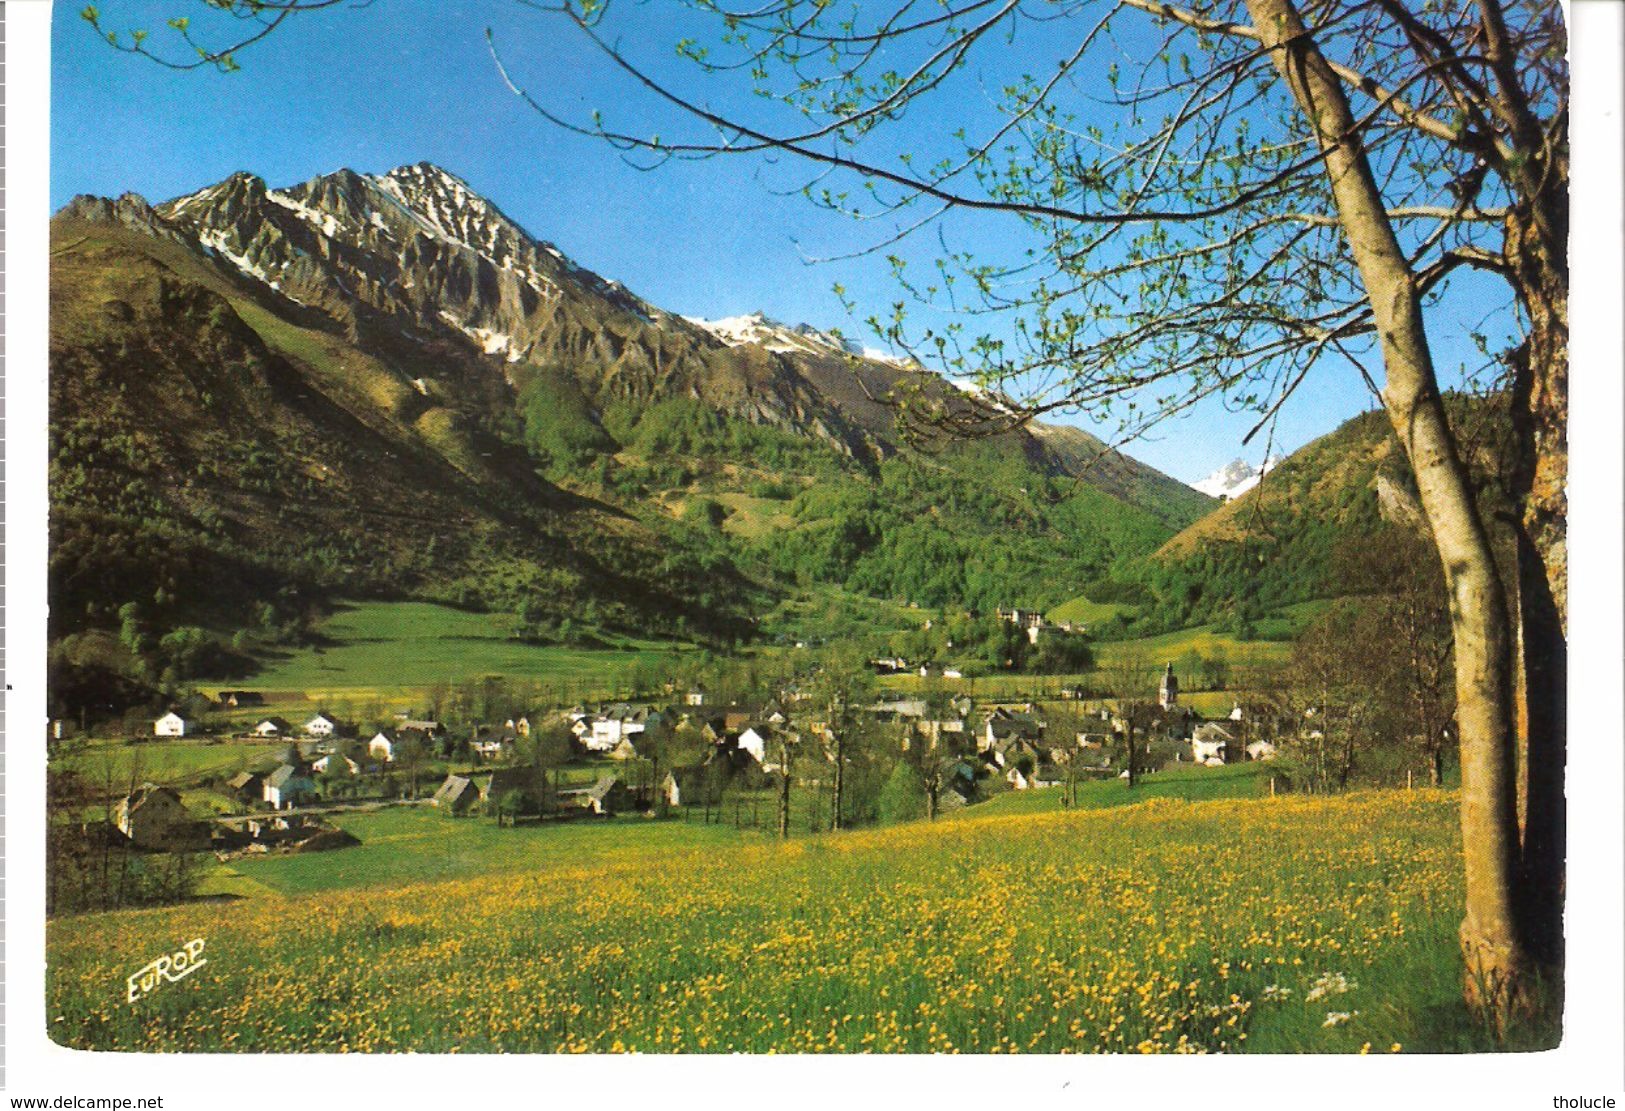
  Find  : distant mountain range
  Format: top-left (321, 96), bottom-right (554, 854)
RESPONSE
top-left (60, 163), bottom-right (1210, 511)
top-left (50, 162), bottom-right (1219, 703)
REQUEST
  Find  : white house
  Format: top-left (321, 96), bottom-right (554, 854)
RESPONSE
top-left (1192, 722), bottom-right (1233, 766)
top-left (154, 712), bottom-right (188, 737)
top-left (305, 713), bottom-right (339, 738)
top-left (311, 754), bottom-right (360, 776)
top-left (263, 764), bottom-right (317, 810)
top-left (586, 715), bottom-right (645, 753)
top-left (470, 738), bottom-right (506, 761)
top-left (737, 726), bottom-right (770, 764)
top-left (1006, 764), bottom-right (1063, 791)
top-left (252, 718), bottom-right (291, 738)
top-left (368, 731), bottom-right (396, 762)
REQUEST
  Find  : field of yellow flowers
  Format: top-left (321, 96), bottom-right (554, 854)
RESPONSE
top-left (47, 790), bottom-right (1491, 1053)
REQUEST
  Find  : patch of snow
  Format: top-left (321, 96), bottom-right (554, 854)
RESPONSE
top-left (266, 189), bottom-right (347, 240)
top-left (197, 227), bottom-right (273, 285)
top-left (947, 377), bottom-right (1018, 415)
top-left (862, 346), bottom-right (921, 369)
top-left (436, 310), bottom-right (523, 363)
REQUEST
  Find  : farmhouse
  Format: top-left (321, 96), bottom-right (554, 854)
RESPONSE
top-left (1191, 722), bottom-right (1234, 766)
top-left (585, 708), bottom-right (648, 753)
top-left (1245, 739), bottom-right (1279, 761)
top-left (369, 731), bottom-right (397, 762)
top-left (564, 773), bottom-right (630, 816)
top-left (115, 784), bottom-right (196, 850)
top-left (917, 716), bottom-right (966, 750)
top-left (470, 725), bottom-right (519, 762)
top-left (432, 774), bottom-right (480, 815)
top-left (940, 757), bottom-right (982, 807)
top-left (226, 771), bottom-right (264, 804)
top-left (264, 764), bottom-right (318, 810)
top-left (1006, 762), bottom-right (1064, 791)
top-left (252, 717), bottom-right (293, 738)
top-left (735, 726), bottom-right (772, 763)
top-left (983, 734), bottom-right (1046, 771)
top-left (394, 717), bottom-right (443, 735)
top-left (982, 708), bottom-right (1042, 750)
top-left (154, 711), bottom-right (188, 737)
top-left (871, 698), bottom-right (928, 722)
top-left (311, 753), bottom-right (360, 776)
top-left (304, 712), bottom-right (341, 738)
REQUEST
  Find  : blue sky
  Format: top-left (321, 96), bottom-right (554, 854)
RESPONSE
top-left (51, 0), bottom-right (1519, 485)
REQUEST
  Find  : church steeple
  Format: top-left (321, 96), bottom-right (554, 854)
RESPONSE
top-left (1158, 662), bottom-right (1179, 710)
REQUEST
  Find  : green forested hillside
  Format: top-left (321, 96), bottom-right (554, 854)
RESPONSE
top-left (1096, 401), bottom-right (1516, 637)
top-left (48, 221), bottom-right (755, 710)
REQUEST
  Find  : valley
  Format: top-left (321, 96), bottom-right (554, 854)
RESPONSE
top-left (46, 161), bottom-right (1527, 1057)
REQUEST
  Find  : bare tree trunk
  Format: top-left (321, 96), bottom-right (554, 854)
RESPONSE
top-left (777, 742), bottom-right (793, 839)
top-left (1246, 0), bottom-right (1530, 1027)
top-left (1506, 198), bottom-right (1568, 980)
top-left (831, 732), bottom-right (846, 832)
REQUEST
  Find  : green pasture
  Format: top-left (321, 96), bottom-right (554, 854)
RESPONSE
top-left (219, 804), bottom-right (751, 897)
top-left (246, 601), bottom-right (693, 697)
top-left (1047, 593), bottom-right (1137, 626)
top-left (975, 762), bottom-right (1272, 818)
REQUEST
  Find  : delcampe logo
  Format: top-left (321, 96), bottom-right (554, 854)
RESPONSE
top-left (126, 939), bottom-right (207, 1003)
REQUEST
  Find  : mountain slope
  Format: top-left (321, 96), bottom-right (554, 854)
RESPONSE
top-left (50, 161), bottom-right (1216, 706)
top-left (48, 213), bottom-right (752, 663)
top-left (129, 162), bottom-right (1207, 523)
top-left (1114, 401), bottom-right (1515, 634)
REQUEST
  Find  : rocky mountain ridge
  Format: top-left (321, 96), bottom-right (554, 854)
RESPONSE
top-left (61, 162), bottom-right (1211, 522)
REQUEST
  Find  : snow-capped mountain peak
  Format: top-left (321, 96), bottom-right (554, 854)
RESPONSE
top-left (684, 311), bottom-right (865, 358)
top-left (1193, 456), bottom-right (1279, 500)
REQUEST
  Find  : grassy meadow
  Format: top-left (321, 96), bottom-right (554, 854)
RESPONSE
top-left (226, 593), bottom-right (1320, 712)
top-left (208, 806), bottom-right (752, 898)
top-left (246, 601), bottom-right (692, 700)
top-left (1047, 593), bottom-right (1137, 626)
top-left (48, 786), bottom-right (1528, 1054)
top-left (59, 740), bottom-right (288, 790)
top-left (975, 763), bottom-right (1272, 817)
top-left (1090, 623), bottom-right (1293, 670)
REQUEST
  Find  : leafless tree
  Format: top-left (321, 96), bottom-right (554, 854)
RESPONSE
top-left (1102, 651), bottom-right (1158, 788)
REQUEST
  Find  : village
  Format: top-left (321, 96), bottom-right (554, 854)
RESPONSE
top-left (102, 650), bottom-right (1291, 863)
